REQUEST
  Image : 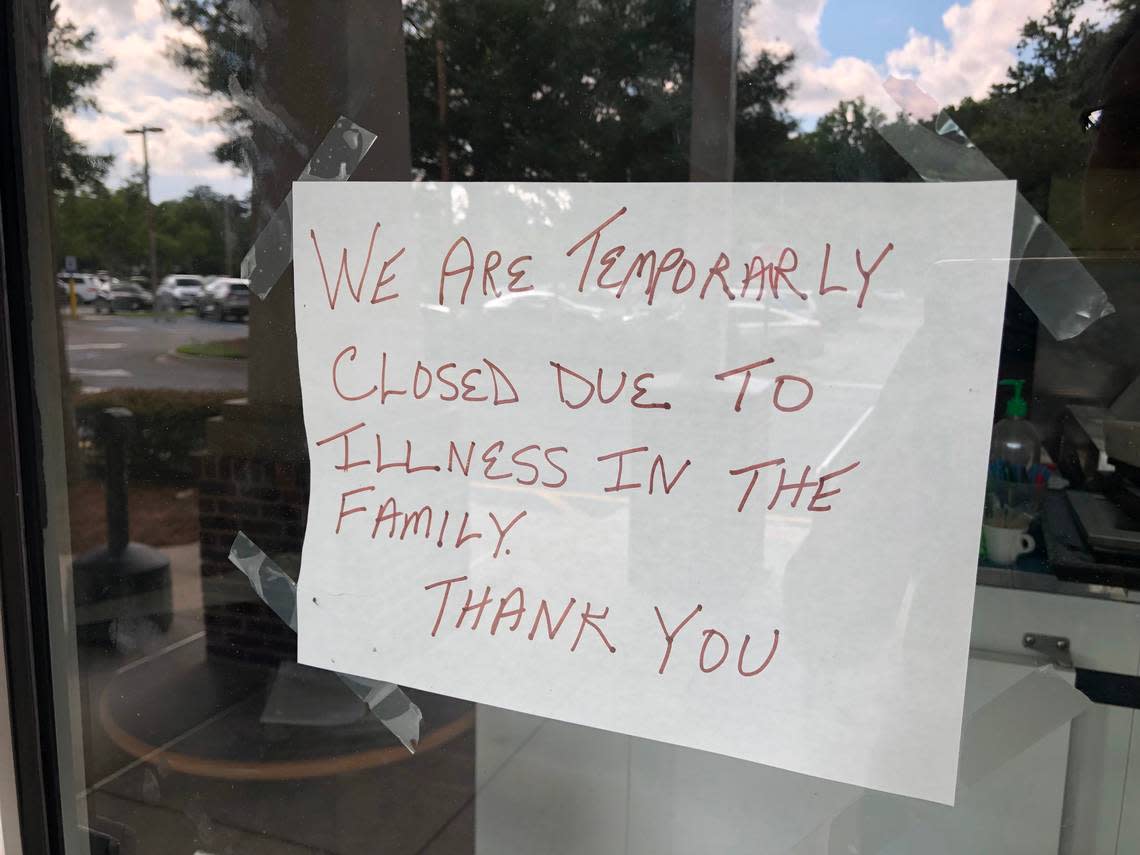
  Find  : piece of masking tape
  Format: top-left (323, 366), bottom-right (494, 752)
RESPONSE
top-left (228, 532), bottom-right (422, 751)
top-left (879, 76), bottom-right (1114, 342)
top-left (786, 664), bottom-right (1091, 855)
top-left (240, 116), bottom-right (378, 300)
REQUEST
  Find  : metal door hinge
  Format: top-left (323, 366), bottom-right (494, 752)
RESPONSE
top-left (1023, 633), bottom-right (1074, 669)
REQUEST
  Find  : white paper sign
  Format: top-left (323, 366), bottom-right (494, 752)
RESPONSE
top-left (293, 181), bottom-right (1016, 803)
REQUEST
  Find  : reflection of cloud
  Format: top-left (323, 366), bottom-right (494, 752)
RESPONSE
top-left (741, 0), bottom-right (1111, 123)
top-left (796, 55), bottom-right (896, 117)
top-left (884, 0), bottom-right (1053, 107)
top-left (57, 0), bottom-right (248, 200)
top-left (742, 0), bottom-right (827, 64)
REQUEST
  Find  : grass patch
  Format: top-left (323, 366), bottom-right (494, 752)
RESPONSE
top-left (176, 338), bottom-right (249, 359)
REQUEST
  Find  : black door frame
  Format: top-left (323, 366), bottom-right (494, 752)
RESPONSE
top-left (0, 0), bottom-right (69, 851)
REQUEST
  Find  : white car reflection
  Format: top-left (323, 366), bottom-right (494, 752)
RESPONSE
top-left (482, 289), bottom-right (606, 320)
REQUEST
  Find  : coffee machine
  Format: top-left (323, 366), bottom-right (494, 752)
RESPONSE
top-left (1049, 376), bottom-right (1140, 585)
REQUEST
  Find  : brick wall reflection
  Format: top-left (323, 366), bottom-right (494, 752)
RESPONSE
top-left (195, 442), bottom-right (307, 664)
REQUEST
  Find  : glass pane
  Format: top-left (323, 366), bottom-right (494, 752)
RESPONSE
top-left (9, 0), bottom-right (1140, 851)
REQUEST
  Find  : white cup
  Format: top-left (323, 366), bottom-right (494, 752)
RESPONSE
top-left (983, 525), bottom-right (1035, 566)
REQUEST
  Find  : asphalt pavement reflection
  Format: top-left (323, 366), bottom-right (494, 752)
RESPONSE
top-left (63, 306), bottom-right (248, 392)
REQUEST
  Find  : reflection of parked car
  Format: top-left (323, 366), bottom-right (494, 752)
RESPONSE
top-left (196, 277), bottom-right (251, 321)
top-left (482, 289), bottom-right (607, 321)
top-left (55, 272), bottom-right (102, 303)
top-left (93, 280), bottom-right (154, 313)
top-left (481, 289), bottom-right (612, 341)
top-left (157, 274), bottom-right (207, 309)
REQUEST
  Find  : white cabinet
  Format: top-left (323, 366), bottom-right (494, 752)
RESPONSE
top-left (475, 646), bottom-right (1082, 853)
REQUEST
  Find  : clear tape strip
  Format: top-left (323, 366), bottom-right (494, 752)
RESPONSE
top-left (228, 532), bottom-right (422, 751)
top-left (240, 116), bottom-right (378, 299)
top-left (879, 77), bottom-right (1114, 341)
top-left (785, 665), bottom-right (1091, 854)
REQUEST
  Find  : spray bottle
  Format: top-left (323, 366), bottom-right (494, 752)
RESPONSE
top-left (989, 379), bottom-right (1042, 469)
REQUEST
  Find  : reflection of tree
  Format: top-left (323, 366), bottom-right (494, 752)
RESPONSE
top-left (163, 0), bottom-right (256, 170)
top-left (947, 0), bottom-right (1109, 219)
top-left (405, 0), bottom-right (701, 181)
top-left (734, 52), bottom-right (825, 180)
top-left (1002, 0), bottom-right (1102, 94)
top-left (56, 184), bottom-right (251, 275)
top-left (164, 0), bottom-right (802, 181)
top-left (154, 187), bottom-right (252, 275)
top-left (800, 98), bottom-right (915, 182)
top-left (159, 0), bottom-right (1132, 214)
top-left (791, 0), bottom-right (1137, 219)
top-left (48, 2), bottom-right (114, 193)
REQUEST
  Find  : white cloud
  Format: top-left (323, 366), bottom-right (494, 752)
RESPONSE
top-left (796, 55), bottom-right (897, 117)
top-left (56, 0), bottom-right (248, 200)
top-left (740, 0), bottom-right (1111, 124)
top-left (742, 0), bottom-right (827, 63)
top-left (884, 0), bottom-right (1053, 107)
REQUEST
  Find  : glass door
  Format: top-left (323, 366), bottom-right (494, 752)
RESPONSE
top-left (3, 1), bottom-right (1140, 852)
